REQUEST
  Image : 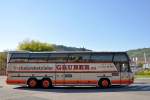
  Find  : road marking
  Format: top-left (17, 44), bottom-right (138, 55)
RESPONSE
top-left (129, 86), bottom-right (138, 89)
top-left (141, 86), bottom-right (150, 90)
top-left (128, 85), bottom-right (150, 91)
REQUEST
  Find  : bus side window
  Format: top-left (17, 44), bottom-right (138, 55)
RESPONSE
top-left (121, 63), bottom-right (129, 72)
top-left (114, 62), bottom-right (129, 72)
top-left (68, 56), bottom-right (79, 62)
top-left (48, 53), bottom-right (68, 63)
top-left (29, 53), bottom-right (49, 62)
top-left (91, 53), bottom-right (113, 62)
top-left (114, 62), bottom-right (121, 72)
top-left (68, 53), bottom-right (90, 63)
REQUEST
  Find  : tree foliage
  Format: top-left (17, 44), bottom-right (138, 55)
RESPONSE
top-left (17, 40), bottom-right (55, 52)
top-left (138, 62), bottom-right (144, 67)
top-left (0, 52), bottom-right (7, 70)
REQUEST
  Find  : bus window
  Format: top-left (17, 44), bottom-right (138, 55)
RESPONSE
top-left (29, 53), bottom-right (49, 62)
top-left (113, 54), bottom-right (128, 62)
top-left (68, 53), bottom-right (90, 63)
top-left (114, 62), bottom-right (130, 72)
top-left (114, 62), bottom-right (121, 72)
top-left (48, 53), bottom-right (68, 63)
top-left (10, 53), bottom-right (29, 62)
top-left (121, 63), bottom-right (129, 72)
top-left (91, 53), bottom-right (113, 62)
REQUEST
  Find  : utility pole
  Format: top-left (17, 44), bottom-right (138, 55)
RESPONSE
top-left (143, 52), bottom-right (147, 69)
top-left (144, 52), bottom-right (147, 64)
top-left (135, 57), bottom-right (138, 66)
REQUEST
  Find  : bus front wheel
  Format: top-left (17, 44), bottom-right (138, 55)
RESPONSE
top-left (98, 79), bottom-right (110, 88)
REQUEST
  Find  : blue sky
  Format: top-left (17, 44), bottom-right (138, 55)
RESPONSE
top-left (0, 0), bottom-right (150, 51)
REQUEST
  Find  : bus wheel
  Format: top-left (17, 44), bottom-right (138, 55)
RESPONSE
top-left (41, 79), bottom-right (52, 89)
top-left (27, 78), bottom-right (38, 88)
top-left (98, 79), bottom-right (110, 88)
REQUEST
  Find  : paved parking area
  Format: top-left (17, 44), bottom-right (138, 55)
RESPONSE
top-left (1, 76), bottom-right (150, 100)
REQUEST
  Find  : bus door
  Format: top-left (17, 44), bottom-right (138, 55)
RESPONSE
top-left (120, 63), bottom-right (130, 85)
top-left (55, 63), bottom-right (65, 85)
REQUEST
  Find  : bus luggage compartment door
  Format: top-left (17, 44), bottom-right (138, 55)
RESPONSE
top-left (55, 63), bottom-right (65, 85)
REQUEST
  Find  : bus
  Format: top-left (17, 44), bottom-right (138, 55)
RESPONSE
top-left (6, 51), bottom-right (134, 88)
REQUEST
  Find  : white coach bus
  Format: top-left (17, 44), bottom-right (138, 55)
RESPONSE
top-left (6, 51), bottom-right (134, 88)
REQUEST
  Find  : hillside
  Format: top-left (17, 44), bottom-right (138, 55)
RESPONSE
top-left (53, 44), bottom-right (91, 51)
top-left (127, 48), bottom-right (150, 58)
top-left (127, 48), bottom-right (150, 64)
top-left (54, 46), bottom-right (150, 58)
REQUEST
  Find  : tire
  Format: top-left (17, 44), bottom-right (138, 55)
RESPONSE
top-left (98, 79), bottom-right (110, 88)
top-left (27, 78), bottom-right (38, 88)
top-left (41, 78), bottom-right (52, 89)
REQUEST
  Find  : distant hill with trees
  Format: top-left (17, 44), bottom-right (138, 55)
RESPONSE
top-left (127, 48), bottom-right (150, 65)
top-left (17, 40), bottom-right (91, 52)
top-left (53, 44), bottom-right (90, 51)
top-left (127, 48), bottom-right (150, 58)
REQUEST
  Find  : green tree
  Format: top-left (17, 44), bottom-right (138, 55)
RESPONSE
top-left (17, 40), bottom-right (55, 52)
top-left (138, 62), bottom-right (144, 67)
top-left (0, 52), bottom-right (7, 71)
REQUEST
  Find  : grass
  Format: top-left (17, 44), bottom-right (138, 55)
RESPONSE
top-left (135, 74), bottom-right (150, 78)
top-left (134, 70), bottom-right (150, 78)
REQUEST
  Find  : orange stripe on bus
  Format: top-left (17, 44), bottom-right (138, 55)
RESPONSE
top-left (52, 80), bottom-right (133, 85)
top-left (6, 79), bottom-right (133, 85)
top-left (52, 80), bottom-right (98, 84)
top-left (6, 79), bottom-right (26, 84)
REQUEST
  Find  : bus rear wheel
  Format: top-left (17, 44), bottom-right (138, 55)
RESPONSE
top-left (27, 78), bottom-right (38, 88)
top-left (41, 79), bottom-right (52, 89)
top-left (98, 79), bottom-right (110, 88)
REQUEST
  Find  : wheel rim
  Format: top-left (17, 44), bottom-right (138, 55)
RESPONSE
top-left (42, 80), bottom-right (50, 88)
top-left (102, 80), bottom-right (109, 87)
top-left (29, 80), bottom-right (37, 88)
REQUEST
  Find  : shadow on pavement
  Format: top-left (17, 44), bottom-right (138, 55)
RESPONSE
top-left (14, 85), bottom-right (150, 93)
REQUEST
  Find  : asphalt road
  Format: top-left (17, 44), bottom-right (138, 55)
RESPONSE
top-left (1, 76), bottom-right (150, 100)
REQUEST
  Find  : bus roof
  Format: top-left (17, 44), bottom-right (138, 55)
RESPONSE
top-left (8, 51), bottom-right (127, 54)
